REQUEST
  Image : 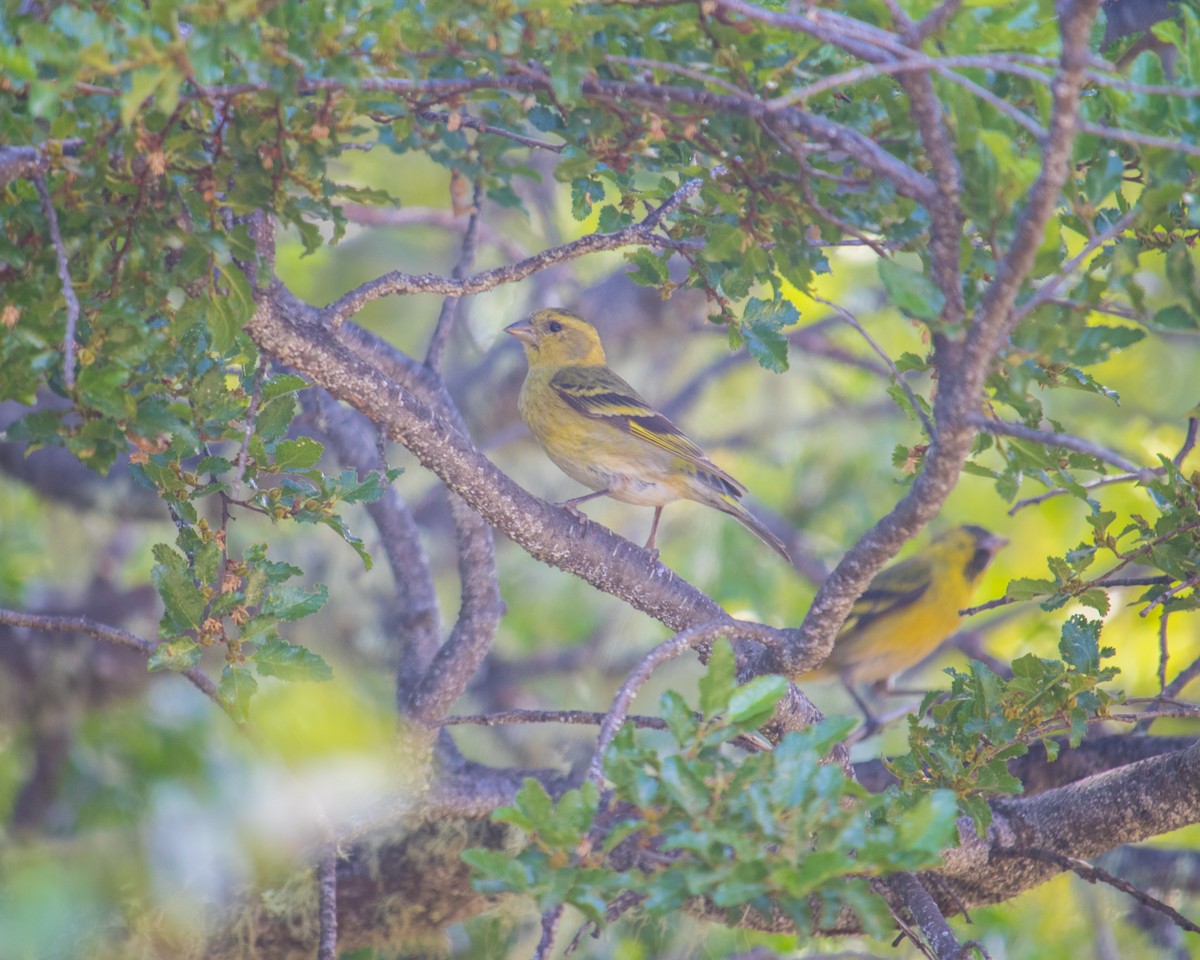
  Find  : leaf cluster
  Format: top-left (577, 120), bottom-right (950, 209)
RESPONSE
top-left (889, 615), bottom-right (1119, 833)
top-left (466, 642), bottom-right (959, 942)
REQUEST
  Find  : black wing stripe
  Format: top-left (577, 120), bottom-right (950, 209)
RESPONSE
top-left (850, 581), bottom-right (930, 634)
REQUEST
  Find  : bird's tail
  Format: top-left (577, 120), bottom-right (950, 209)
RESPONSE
top-left (715, 494), bottom-right (793, 563)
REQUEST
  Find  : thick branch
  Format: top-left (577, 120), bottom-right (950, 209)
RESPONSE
top-left (937, 738), bottom-right (1200, 907)
top-left (248, 284), bottom-right (750, 636)
top-left (303, 391), bottom-right (443, 678)
top-left (783, 0), bottom-right (1101, 679)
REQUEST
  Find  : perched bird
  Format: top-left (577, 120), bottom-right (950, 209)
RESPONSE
top-left (810, 525), bottom-right (1008, 692)
top-left (505, 308), bottom-right (791, 561)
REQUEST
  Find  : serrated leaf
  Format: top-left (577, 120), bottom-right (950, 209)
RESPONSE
top-left (219, 664), bottom-right (258, 720)
top-left (625, 248), bottom-right (669, 286)
top-left (147, 638), bottom-right (203, 672)
top-left (152, 559), bottom-right (206, 636)
top-left (570, 177), bottom-right (605, 220)
top-left (263, 582), bottom-right (328, 621)
top-left (262, 373), bottom-right (310, 402)
top-left (878, 258), bottom-right (945, 323)
top-left (253, 638), bottom-right (333, 681)
top-left (744, 322), bottom-right (789, 373)
top-left (272, 437), bottom-right (324, 471)
top-left (1059, 615), bottom-right (1102, 672)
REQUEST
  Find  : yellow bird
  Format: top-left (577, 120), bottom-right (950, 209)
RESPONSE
top-left (810, 525), bottom-right (1008, 688)
top-left (505, 308), bottom-right (791, 561)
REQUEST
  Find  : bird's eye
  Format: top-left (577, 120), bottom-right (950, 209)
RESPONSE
top-left (547, 320), bottom-right (563, 333)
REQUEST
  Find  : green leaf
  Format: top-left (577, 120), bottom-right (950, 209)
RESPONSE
top-left (461, 849), bottom-right (530, 892)
top-left (660, 690), bottom-right (699, 745)
top-left (273, 437), bottom-right (325, 471)
top-left (263, 582), bottom-right (329, 621)
top-left (625, 248), bottom-right (670, 286)
top-left (219, 664), bottom-right (258, 720)
top-left (659, 755), bottom-right (710, 817)
top-left (726, 675), bottom-right (788, 725)
top-left (209, 263), bottom-right (256, 354)
top-left (741, 296), bottom-right (798, 373)
top-left (1153, 305), bottom-right (1197, 330)
top-left (262, 373), bottom-right (310, 402)
top-left (878, 258), bottom-right (946, 324)
top-left (147, 639), bottom-right (203, 672)
top-left (252, 638), bottom-right (333, 682)
top-left (151, 546), bottom-right (206, 636)
top-left (570, 177), bottom-right (605, 220)
top-left (698, 638), bottom-right (737, 717)
top-left (257, 395), bottom-right (297, 442)
top-left (744, 323), bottom-right (789, 373)
top-left (1059, 615), bottom-right (1102, 672)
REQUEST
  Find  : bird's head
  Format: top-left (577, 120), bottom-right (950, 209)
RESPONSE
top-left (505, 309), bottom-right (607, 366)
top-left (935, 525), bottom-right (1009, 584)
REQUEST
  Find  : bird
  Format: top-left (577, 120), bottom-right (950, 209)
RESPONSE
top-left (808, 525), bottom-right (1008, 708)
top-left (505, 308), bottom-right (792, 561)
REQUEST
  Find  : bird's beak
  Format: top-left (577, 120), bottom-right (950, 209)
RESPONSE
top-left (983, 533), bottom-right (1010, 553)
top-left (505, 319), bottom-right (536, 345)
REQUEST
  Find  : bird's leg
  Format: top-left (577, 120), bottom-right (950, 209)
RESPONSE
top-left (559, 489), bottom-right (607, 531)
top-left (842, 679), bottom-right (883, 738)
top-left (643, 506), bottom-right (663, 561)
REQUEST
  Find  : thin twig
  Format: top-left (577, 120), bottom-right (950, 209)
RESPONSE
top-left (585, 619), bottom-right (783, 785)
top-left (1081, 121), bottom-right (1200, 159)
top-left (414, 109), bottom-right (564, 152)
top-left (425, 180), bottom-right (484, 371)
top-left (1011, 414), bottom-right (1199, 514)
top-left (1159, 611), bottom-right (1171, 695)
top-left (444, 709), bottom-right (669, 730)
top-left (534, 904), bottom-right (564, 960)
top-left (1140, 572), bottom-right (1200, 618)
top-left (1162, 654), bottom-right (1200, 701)
top-left (1012, 210), bottom-right (1137, 325)
top-left (885, 873), bottom-right (964, 960)
top-left (33, 172), bottom-right (81, 390)
top-left (232, 362), bottom-right (268, 498)
top-left (811, 292), bottom-right (936, 437)
top-left (1010, 471), bottom-right (1144, 513)
top-left (968, 414), bottom-right (1149, 475)
top-left (0, 608), bottom-right (223, 713)
top-left (340, 204), bottom-right (528, 260)
top-left (992, 847), bottom-right (1200, 936)
top-left (960, 575), bottom-right (1170, 617)
top-left (324, 172), bottom-right (715, 327)
top-left (605, 53), bottom-right (751, 97)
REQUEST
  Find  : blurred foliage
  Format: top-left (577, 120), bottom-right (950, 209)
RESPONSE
top-left (467, 642), bottom-right (959, 946)
top-left (3, 0), bottom-right (1200, 957)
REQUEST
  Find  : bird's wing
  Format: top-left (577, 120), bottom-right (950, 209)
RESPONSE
top-left (842, 555), bottom-right (933, 635)
top-left (549, 365), bottom-right (746, 496)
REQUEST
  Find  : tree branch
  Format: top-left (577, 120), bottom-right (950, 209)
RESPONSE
top-left (0, 608), bottom-right (224, 717)
top-left (781, 0), bottom-right (1102, 679)
top-left (322, 173), bottom-right (712, 327)
top-left (249, 283), bottom-right (770, 638)
top-left (968, 414), bottom-right (1150, 475)
top-left (32, 172), bottom-right (80, 390)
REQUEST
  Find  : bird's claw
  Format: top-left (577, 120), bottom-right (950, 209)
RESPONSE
top-left (559, 502), bottom-right (591, 536)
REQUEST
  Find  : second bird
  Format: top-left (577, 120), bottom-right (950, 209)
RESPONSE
top-left (505, 308), bottom-right (791, 561)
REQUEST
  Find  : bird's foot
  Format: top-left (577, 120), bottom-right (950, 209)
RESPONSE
top-left (558, 501), bottom-right (591, 536)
